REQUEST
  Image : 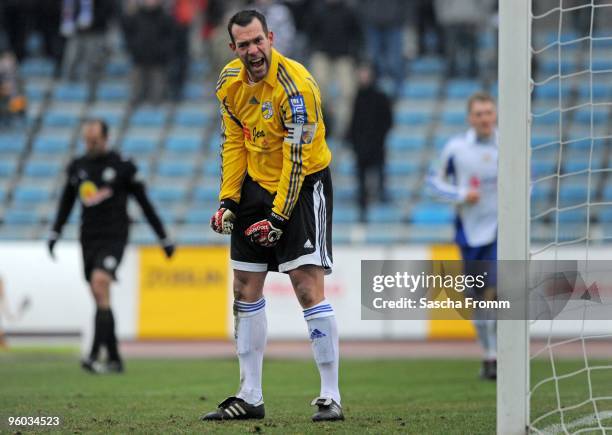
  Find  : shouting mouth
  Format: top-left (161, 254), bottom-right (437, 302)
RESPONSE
top-left (249, 57), bottom-right (265, 70)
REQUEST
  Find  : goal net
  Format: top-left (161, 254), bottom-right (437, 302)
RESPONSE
top-left (499, 0), bottom-right (612, 433)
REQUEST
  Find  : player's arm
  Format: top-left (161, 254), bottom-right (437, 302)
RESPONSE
top-left (127, 162), bottom-right (175, 258)
top-left (211, 92), bottom-right (247, 234)
top-left (48, 162), bottom-right (78, 258)
top-left (426, 142), bottom-right (470, 204)
top-left (246, 87), bottom-right (319, 247)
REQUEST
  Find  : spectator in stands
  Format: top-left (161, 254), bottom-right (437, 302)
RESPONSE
top-left (122, 0), bottom-right (176, 105)
top-left (34, 0), bottom-right (65, 78)
top-left (415, 0), bottom-right (444, 57)
top-left (347, 64), bottom-right (393, 222)
top-left (168, 0), bottom-right (203, 102)
top-left (61, 0), bottom-right (114, 100)
top-left (434, 0), bottom-right (494, 78)
top-left (306, 0), bottom-right (362, 139)
top-left (252, 0), bottom-right (296, 58)
top-left (203, 0), bottom-right (245, 78)
top-left (0, 0), bottom-right (29, 63)
top-left (359, 0), bottom-right (408, 99)
top-left (0, 49), bottom-right (26, 129)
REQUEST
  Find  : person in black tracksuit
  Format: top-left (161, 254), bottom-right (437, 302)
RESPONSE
top-left (48, 119), bottom-right (175, 373)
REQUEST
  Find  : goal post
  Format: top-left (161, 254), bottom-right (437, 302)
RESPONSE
top-left (497, 0), bottom-right (531, 434)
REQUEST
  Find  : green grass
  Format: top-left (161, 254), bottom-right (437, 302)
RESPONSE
top-left (0, 350), bottom-right (496, 434)
top-left (3, 350), bottom-right (611, 434)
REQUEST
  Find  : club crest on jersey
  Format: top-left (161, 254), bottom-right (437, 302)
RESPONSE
top-left (79, 181), bottom-right (113, 207)
top-left (102, 167), bottom-right (116, 182)
top-left (261, 101), bottom-right (274, 120)
top-left (289, 95), bottom-right (306, 124)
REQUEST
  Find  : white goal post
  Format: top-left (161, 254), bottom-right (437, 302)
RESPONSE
top-left (497, 0), bottom-right (531, 434)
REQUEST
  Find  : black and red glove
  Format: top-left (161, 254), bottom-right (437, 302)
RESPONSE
top-left (245, 212), bottom-right (286, 247)
top-left (210, 199), bottom-right (238, 235)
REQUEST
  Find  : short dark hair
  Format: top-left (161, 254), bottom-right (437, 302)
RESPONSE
top-left (84, 118), bottom-right (109, 139)
top-left (227, 10), bottom-right (268, 44)
top-left (467, 92), bottom-right (496, 113)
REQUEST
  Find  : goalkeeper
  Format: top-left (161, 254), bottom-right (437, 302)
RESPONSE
top-left (427, 92), bottom-right (498, 380)
top-left (205, 10), bottom-right (342, 423)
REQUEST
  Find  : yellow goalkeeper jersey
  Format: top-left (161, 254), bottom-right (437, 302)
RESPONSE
top-left (215, 48), bottom-right (331, 220)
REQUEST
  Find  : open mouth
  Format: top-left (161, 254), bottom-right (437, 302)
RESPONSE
top-left (250, 57), bottom-right (265, 69)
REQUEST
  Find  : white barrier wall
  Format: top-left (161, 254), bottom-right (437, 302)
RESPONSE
top-left (1, 242), bottom-right (611, 340)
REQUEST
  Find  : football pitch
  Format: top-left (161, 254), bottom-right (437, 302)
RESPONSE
top-left (1, 349), bottom-right (609, 434)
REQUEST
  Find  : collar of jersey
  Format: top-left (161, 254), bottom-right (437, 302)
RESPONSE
top-left (239, 48), bottom-right (280, 88)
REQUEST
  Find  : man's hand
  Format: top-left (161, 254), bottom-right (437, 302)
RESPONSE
top-left (161, 238), bottom-right (176, 259)
top-left (465, 189), bottom-right (480, 204)
top-left (210, 208), bottom-right (236, 234)
top-left (47, 231), bottom-right (59, 260)
top-left (245, 219), bottom-right (284, 247)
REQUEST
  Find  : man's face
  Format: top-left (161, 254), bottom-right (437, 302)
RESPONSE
top-left (468, 100), bottom-right (497, 138)
top-left (83, 122), bottom-right (107, 156)
top-left (230, 19), bottom-right (274, 82)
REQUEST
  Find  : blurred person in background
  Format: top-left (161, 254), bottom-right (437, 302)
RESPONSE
top-left (122, 0), bottom-right (175, 105)
top-left (0, 0), bottom-right (30, 63)
top-left (305, 0), bottom-right (362, 139)
top-left (0, 49), bottom-right (27, 129)
top-left (347, 63), bottom-right (393, 222)
top-left (415, 0), bottom-right (444, 57)
top-left (251, 0), bottom-right (296, 59)
top-left (61, 0), bottom-right (114, 100)
top-left (48, 119), bottom-right (176, 374)
top-left (204, 10), bottom-right (343, 422)
top-left (426, 92), bottom-right (498, 380)
top-left (434, 0), bottom-right (495, 78)
top-left (34, 0), bottom-right (66, 77)
top-left (359, 0), bottom-right (408, 99)
top-left (203, 0), bottom-right (246, 78)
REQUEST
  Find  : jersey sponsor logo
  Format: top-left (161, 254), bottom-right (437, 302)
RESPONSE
top-left (79, 181), bottom-right (113, 207)
top-left (289, 95), bottom-right (306, 124)
top-left (102, 167), bottom-right (116, 182)
top-left (103, 256), bottom-right (117, 271)
top-left (261, 101), bottom-right (274, 119)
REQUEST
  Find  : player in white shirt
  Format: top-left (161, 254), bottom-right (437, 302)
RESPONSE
top-left (427, 92), bottom-right (498, 380)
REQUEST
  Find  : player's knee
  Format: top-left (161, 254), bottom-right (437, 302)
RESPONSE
top-left (90, 270), bottom-right (111, 305)
top-left (232, 270), bottom-right (264, 302)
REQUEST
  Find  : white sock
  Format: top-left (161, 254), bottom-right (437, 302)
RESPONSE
top-left (472, 317), bottom-right (489, 358)
top-left (303, 300), bottom-right (340, 404)
top-left (234, 298), bottom-right (267, 405)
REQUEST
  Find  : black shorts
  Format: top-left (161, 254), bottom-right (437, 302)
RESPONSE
top-left (231, 167), bottom-right (333, 274)
top-left (81, 238), bottom-right (126, 282)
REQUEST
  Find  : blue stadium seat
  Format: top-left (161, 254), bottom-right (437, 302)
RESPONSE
top-left (531, 111), bottom-right (559, 126)
top-left (23, 160), bottom-right (62, 178)
top-left (184, 207), bottom-right (211, 224)
top-left (20, 58), bottom-right (54, 78)
top-left (33, 136), bottom-right (70, 154)
top-left (336, 160), bottom-right (355, 177)
top-left (557, 209), bottom-right (588, 223)
top-left (24, 82), bottom-right (48, 102)
top-left (410, 57), bottom-right (444, 75)
top-left (387, 134), bottom-right (426, 151)
top-left (97, 83), bottom-right (130, 101)
top-left (12, 185), bottom-right (53, 203)
top-left (193, 186), bottom-right (219, 201)
top-left (53, 83), bottom-right (87, 102)
top-left (183, 83), bottom-right (206, 100)
top-left (385, 161), bottom-right (419, 176)
top-left (574, 108), bottom-right (609, 124)
top-left (592, 58), bottom-right (612, 72)
top-left (434, 135), bottom-right (451, 150)
top-left (558, 185), bottom-right (588, 207)
top-left (531, 161), bottom-right (556, 177)
top-left (408, 224), bottom-right (454, 243)
top-left (578, 83), bottom-right (610, 99)
top-left (3, 209), bottom-right (41, 225)
top-left (174, 108), bottom-right (212, 127)
top-left (387, 186), bottom-right (411, 201)
top-left (105, 59), bottom-right (130, 77)
top-left (130, 107), bottom-right (167, 127)
top-left (394, 110), bottom-right (429, 126)
top-left (533, 81), bottom-right (573, 100)
top-left (156, 160), bottom-right (196, 177)
top-left (203, 160), bottom-right (221, 176)
top-left (531, 182), bottom-right (552, 201)
top-left (122, 137), bottom-right (157, 154)
top-left (149, 186), bottom-right (187, 203)
top-left (43, 110), bottom-right (80, 128)
top-left (89, 110), bottom-right (123, 127)
top-left (165, 135), bottom-right (201, 153)
top-left (365, 230), bottom-right (405, 244)
top-left (531, 135), bottom-right (557, 147)
top-left (400, 82), bottom-right (439, 99)
top-left (366, 205), bottom-right (403, 223)
top-left (0, 161), bottom-right (17, 178)
top-left (334, 185), bottom-right (356, 201)
top-left (446, 80), bottom-right (481, 99)
top-left (189, 60), bottom-right (209, 77)
top-left (333, 206), bottom-right (359, 223)
top-left (410, 204), bottom-right (454, 224)
top-left (0, 135), bottom-right (27, 154)
top-left (602, 184), bottom-right (612, 201)
top-left (440, 110), bottom-right (465, 125)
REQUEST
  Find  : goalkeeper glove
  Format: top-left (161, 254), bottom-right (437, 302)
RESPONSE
top-left (210, 199), bottom-right (238, 235)
top-left (245, 212), bottom-right (286, 247)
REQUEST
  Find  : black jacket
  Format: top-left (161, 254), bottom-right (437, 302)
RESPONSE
top-left (122, 7), bottom-right (175, 66)
top-left (347, 84), bottom-right (393, 164)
